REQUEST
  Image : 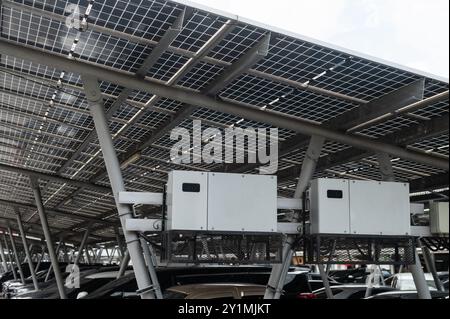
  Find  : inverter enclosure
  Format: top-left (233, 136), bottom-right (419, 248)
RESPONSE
top-left (207, 173), bottom-right (277, 232)
top-left (166, 171), bottom-right (277, 233)
top-left (166, 171), bottom-right (208, 231)
top-left (410, 203), bottom-right (425, 216)
top-left (310, 179), bottom-right (411, 236)
top-left (349, 180), bottom-right (411, 236)
top-left (310, 179), bottom-right (350, 235)
top-left (430, 202), bottom-right (449, 234)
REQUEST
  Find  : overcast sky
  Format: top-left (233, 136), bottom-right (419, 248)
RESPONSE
top-left (188, 0), bottom-right (449, 80)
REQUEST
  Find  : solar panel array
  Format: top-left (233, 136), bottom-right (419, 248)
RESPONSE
top-left (0, 0), bottom-right (448, 244)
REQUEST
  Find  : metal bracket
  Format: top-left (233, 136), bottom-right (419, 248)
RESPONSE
top-left (125, 219), bottom-right (162, 232)
top-left (118, 192), bottom-right (164, 206)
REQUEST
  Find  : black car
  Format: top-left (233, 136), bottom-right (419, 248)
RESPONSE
top-left (13, 265), bottom-right (122, 299)
top-left (367, 290), bottom-right (449, 299)
top-left (84, 267), bottom-right (324, 299)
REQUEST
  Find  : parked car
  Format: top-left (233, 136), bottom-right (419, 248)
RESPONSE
top-left (84, 267), bottom-right (276, 299)
top-left (310, 285), bottom-right (396, 299)
top-left (164, 283), bottom-right (266, 299)
top-left (329, 268), bottom-right (391, 284)
top-left (13, 266), bottom-right (122, 299)
top-left (306, 273), bottom-right (340, 291)
top-left (83, 266), bottom-right (320, 299)
top-left (2, 268), bottom-right (59, 298)
top-left (366, 290), bottom-right (449, 299)
top-left (386, 273), bottom-right (438, 291)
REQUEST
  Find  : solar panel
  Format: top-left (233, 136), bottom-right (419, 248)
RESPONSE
top-left (0, 0), bottom-right (447, 243)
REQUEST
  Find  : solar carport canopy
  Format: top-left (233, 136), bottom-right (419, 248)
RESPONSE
top-left (0, 0), bottom-right (448, 244)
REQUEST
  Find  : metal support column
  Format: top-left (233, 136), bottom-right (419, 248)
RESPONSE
top-left (318, 264), bottom-right (335, 299)
top-left (421, 244), bottom-right (444, 291)
top-left (410, 247), bottom-right (432, 299)
top-left (82, 75), bottom-right (155, 299)
top-left (117, 250), bottom-right (130, 279)
top-left (8, 227), bottom-right (25, 284)
top-left (16, 211), bottom-right (39, 291)
top-left (108, 247), bottom-right (116, 264)
top-left (74, 224), bottom-right (92, 266)
top-left (30, 177), bottom-right (67, 299)
top-left (364, 153), bottom-right (397, 299)
top-left (0, 234), bottom-right (7, 273)
top-left (140, 238), bottom-right (163, 299)
top-left (265, 136), bottom-right (326, 299)
top-left (35, 245), bottom-right (46, 273)
top-left (376, 153), bottom-right (396, 182)
top-left (3, 233), bottom-right (17, 279)
top-left (45, 240), bottom-right (63, 282)
top-left (85, 245), bottom-right (92, 265)
top-left (115, 227), bottom-right (125, 259)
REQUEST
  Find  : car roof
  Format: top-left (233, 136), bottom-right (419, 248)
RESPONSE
top-left (85, 270), bottom-right (133, 279)
top-left (369, 290), bottom-right (448, 298)
top-left (167, 283), bottom-right (266, 295)
top-left (394, 273), bottom-right (434, 279)
top-left (313, 285), bottom-right (394, 293)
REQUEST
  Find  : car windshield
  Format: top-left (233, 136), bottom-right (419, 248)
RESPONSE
top-left (400, 279), bottom-right (437, 291)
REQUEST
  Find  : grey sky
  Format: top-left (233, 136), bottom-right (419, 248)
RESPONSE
top-left (189, 0), bottom-right (449, 80)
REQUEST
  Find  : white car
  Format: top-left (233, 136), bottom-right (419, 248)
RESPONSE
top-left (386, 273), bottom-right (437, 291)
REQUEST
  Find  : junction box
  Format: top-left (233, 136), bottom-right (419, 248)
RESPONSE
top-left (429, 202), bottom-right (449, 235)
top-left (166, 171), bottom-right (278, 233)
top-left (309, 178), bottom-right (411, 236)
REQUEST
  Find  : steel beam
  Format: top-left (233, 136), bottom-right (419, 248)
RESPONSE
top-left (335, 79), bottom-right (426, 131)
top-left (2, 0), bottom-right (364, 105)
top-left (278, 115), bottom-right (450, 182)
top-left (30, 177), bottom-right (67, 299)
top-left (0, 163), bottom-right (111, 194)
top-left (16, 210), bottom-right (39, 290)
top-left (55, 10), bottom-right (186, 176)
top-left (73, 224), bottom-right (92, 266)
top-left (2, 233), bottom-right (17, 279)
top-left (117, 250), bottom-right (130, 279)
top-left (89, 22), bottom-right (238, 182)
top-left (349, 91), bottom-right (449, 133)
top-left (376, 153), bottom-right (396, 182)
top-left (0, 198), bottom-right (116, 228)
top-left (421, 244), bottom-right (444, 292)
top-left (1, 40), bottom-right (447, 170)
top-left (0, 234), bottom-right (8, 273)
top-left (230, 80), bottom-right (434, 174)
top-left (265, 136), bottom-right (326, 299)
top-left (0, 214), bottom-right (108, 243)
top-left (410, 245), bottom-right (432, 299)
top-left (35, 244), bottom-right (45, 273)
top-left (140, 238), bottom-right (163, 299)
top-left (115, 227), bottom-right (125, 259)
top-left (83, 75), bottom-right (155, 299)
top-left (44, 240), bottom-right (63, 282)
top-left (7, 227), bottom-right (26, 284)
top-left (127, 33), bottom-right (270, 153)
top-left (410, 173), bottom-right (449, 193)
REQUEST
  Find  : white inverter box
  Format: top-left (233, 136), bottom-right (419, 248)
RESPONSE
top-left (310, 179), bottom-right (411, 236)
top-left (310, 179), bottom-right (351, 235)
top-left (430, 202), bottom-right (449, 235)
top-left (166, 171), bottom-right (208, 231)
top-left (349, 180), bottom-right (410, 236)
top-left (207, 173), bottom-right (277, 233)
top-left (166, 171), bottom-right (277, 233)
